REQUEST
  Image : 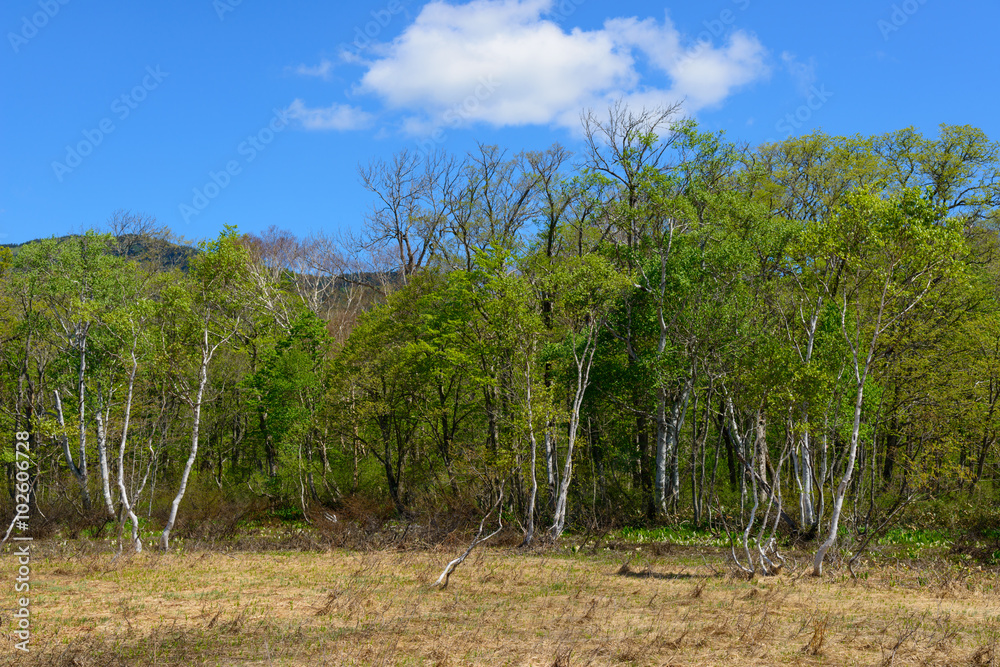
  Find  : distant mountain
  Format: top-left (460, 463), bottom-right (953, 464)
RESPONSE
top-left (2, 233), bottom-right (199, 271)
top-left (3, 234), bottom-right (396, 307)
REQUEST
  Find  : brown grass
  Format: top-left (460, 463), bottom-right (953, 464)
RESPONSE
top-left (4, 542), bottom-right (1000, 666)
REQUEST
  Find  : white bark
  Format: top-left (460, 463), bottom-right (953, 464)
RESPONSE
top-left (522, 360), bottom-right (538, 547)
top-left (798, 304), bottom-right (820, 529)
top-left (544, 427), bottom-right (558, 506)
top-left (550, 324), bottom-right (599, 539)
top-left (76, 332), bottom-right (91, 509)
top-left (795, 426), bottom-right (816, 529)
top-left (160, 330), bottom-right (211, 550)
top-left (812, 377), bottom-right (866, 575)
top-left (92, 406), bottom-right (117, 518)
top-left (55, 390), bottom-right (91, 508)
top-left (655, 390), bottom-right (668, 513)
top-left (813, 291), bottom-right (884, 575)
top-left (654, 381), bottom-right (691, 514)
top-left (432, 487), bottom-right (504, 589)
top-left (116, 349), bottom-right (143, 553)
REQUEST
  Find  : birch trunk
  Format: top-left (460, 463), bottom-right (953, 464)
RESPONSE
top-left (160, 331), bottom-right (211, 550)
top-left (654, 389), bottom-right (669, 514)
top-left (796, 424), bottom-right (816, 529)
top-left (812, 377), bottom-right (866, 575)
top-left (432, 487), bottom-right (504, 588)
top-left (544, 427), bottom-right (558, 509)
top-left (117, 350), bottom-right (143, 552)
top-left (522, 360), bottom-right (538, 547)
top-left (794, 302), bottom-right (821, 531)
top-left (550, 328), bottom-right (598, 539)
top-left (813, 291), bottom-right (884, 575)
top-left (654, 381), bottom-right (691, 514)
top-left (55, 390), bottom-right (91, 509)
top-left (76, 334), bottom-right (92, 509)
top-left (93, 405), bottom-right (117, 518)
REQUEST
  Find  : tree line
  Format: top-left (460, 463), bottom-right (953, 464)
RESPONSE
top-left (3, 104), bottom-right (999, 575)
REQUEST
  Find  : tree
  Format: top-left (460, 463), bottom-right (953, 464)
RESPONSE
top-left (542, 253), bottom-right (628, 538)
top-left (157, 227), bottom-right (254, 550)
top-left (811, 189), bottom-right (967, 575)
top-left (96, 259), bottom-right (160, 552)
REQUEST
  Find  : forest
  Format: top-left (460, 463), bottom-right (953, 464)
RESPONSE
top-left (5, 104), bottom-right (1000, 579)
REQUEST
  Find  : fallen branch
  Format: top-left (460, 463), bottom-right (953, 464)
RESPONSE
top-left (431, 486), bottom-right (504, 589)
top-left (0, 513), bottom-right (21, 549)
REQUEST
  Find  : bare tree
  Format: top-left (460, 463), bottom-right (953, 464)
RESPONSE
top-left (241, 225), bottom-right (302, 332)
top-left (444, 144), bottom-right (540, 270)
top-left (105, 210), bottom-right (170, 261)
top-left (582, 101), bottom-right (695, 514)
top-left (359, 150), bottom-right (454, 285)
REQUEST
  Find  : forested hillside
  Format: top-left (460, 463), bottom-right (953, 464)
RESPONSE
top-left (4, 106), bottom-right (1000, 575)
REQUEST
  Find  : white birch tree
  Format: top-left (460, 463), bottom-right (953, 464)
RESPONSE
top-left (157, 227), bottom-right (253, 550)
top-left (544, 254), bottom-right (627, 539)
top-left (811, 189), bottom-right (966, 575)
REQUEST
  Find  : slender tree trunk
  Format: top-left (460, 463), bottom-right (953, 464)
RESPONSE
top-left (55, 391), bottom-right (92, 509)
top-left (77, 337), bottom-right (91, 508)
top-left (93, 403), bottom-right (117, 518)
top-left (523, 360), bottom-right (538, 546)
top-left (117, 352), bottom-right (143, 552)
top-left (160, 334), bottom-right (210, 550)
top-left (755, 410), bottom-right (768, 503)
top-left (545, 425), bottom-right (558, 509)
top-left (795, 302), bottom-right (820, 532)
top-left (550, 328), bottom-right (598, 539)
top-left (670, 382), bottom-right (691, 509)
top-left (795, 418), bottom-right (816, 531)
top-left (655, 381), bottom-right (691, 514)
top-left (637, 414), bottom-right (654, 521)
top-left (655, 388), bottom-right (669, 513)
top-left (813, 377), bottom-right (866, 575)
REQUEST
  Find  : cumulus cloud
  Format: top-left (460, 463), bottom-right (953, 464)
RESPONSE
top-left (360, 0), bottom-right (767, 132)
top-left (285, 99), bottom-right (373, 130)
top-left (290, 0), bottom-right (769, 133)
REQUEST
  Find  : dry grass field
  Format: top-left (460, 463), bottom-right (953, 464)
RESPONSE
top-left (3, 538), bottom-right (1000, 666)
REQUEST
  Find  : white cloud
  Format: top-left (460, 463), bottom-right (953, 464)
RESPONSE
top-left (353, 0), bottom-right (769, 133)
top-left (668, 33), bottom-right (769, 108)
top-left (359, 0), bottom-right (633, 128)
top-left (290, 59), bottom-right (336, 80)
top-left (285, 99), bottom-right (373, 131)
top-left (287, 0), bottom-right (770, 133)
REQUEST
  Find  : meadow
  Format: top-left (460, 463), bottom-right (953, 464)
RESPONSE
top-left (5, 529), bottom-right (1000, 666)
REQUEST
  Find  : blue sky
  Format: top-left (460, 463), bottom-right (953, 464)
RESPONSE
top-left (2, 0), bottom-right (997, 245)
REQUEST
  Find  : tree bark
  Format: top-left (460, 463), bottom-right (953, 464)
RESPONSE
top-left (160, 331), bottom-right (211, 550)
top-left (55, 390), bottom-right (91, 510)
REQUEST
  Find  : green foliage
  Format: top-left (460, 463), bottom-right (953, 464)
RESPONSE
top-left (615, 524), bottom-right (728, 547)
top-left (4, 121), bottom-right (1000, 552)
